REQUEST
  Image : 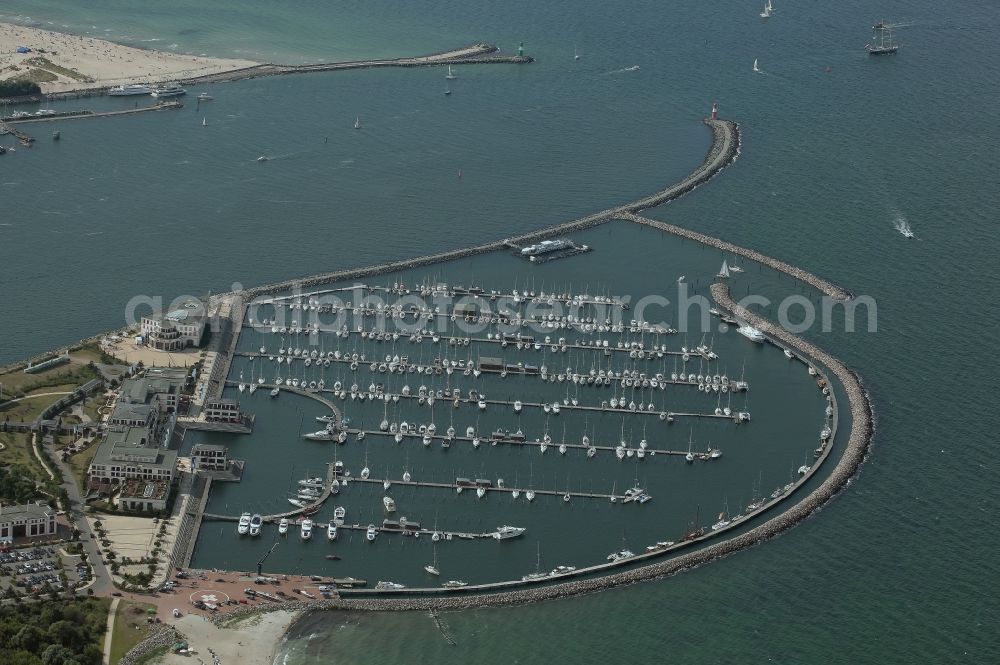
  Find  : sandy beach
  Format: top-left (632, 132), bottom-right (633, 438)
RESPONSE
top-left (156, 610), bottom-right (300, 665)
top-left (0, 22), bottom-right (257, 93)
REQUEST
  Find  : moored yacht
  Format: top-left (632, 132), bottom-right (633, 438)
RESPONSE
top-left (327, 522), bottom-right (338, 540)
top-left (278, 518), bottom-right (289, 535)
top-left (300, 519), bottom-right (313, 540)
top-left (237, 512), bottom-right (251, 535)
top-left (737, 325), bottom-right (766, 343)
top-left (493, 525), bottom-right (526, 540)
top-left (109, 83), bottom-right (153, 96)
top-left (249, 513), bottom-right (262, 537)
top-left (366, 524), bottom-right (378, 541)
top-left (151, 82), bottom-right (186, 97)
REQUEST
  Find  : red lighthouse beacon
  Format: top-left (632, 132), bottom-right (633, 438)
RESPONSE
top-left (711, 101), bottom-right (718, 120)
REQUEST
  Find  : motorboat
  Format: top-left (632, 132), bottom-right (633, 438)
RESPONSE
top-left (278, 518), bottom-right (289, 535)
top-left (366, 524), bottom-right (378, 541)
top-left (383, 496), bottom-right (396, 513)
top-left (151, 82), bottom-right (186, 97)
top-left (493, 525), bottom-right (526, 540)
top-left (249, 513), bottom-right (262, 537)
top-left (334, 506), bottom-right (346, 525)
top-left (375, 581), bottom-right (405, 590)
top-left (300, 519), bottom-right (313, 540)
top-left (108, 83), bottom-right (153, 96)
top-left (237, 512), bottom-right (251, 535)
top-left (737, 325), bottom-right (765, 343)
top-left (327, 522), bottom-right (338, 540)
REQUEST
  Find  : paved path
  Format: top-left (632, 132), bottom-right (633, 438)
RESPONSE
top-left (31, 432), bottom-right (56, 481)
top-left (102, 596), bottom-right (120, 665)
top-left (2, 390), bottom-right (72, 403)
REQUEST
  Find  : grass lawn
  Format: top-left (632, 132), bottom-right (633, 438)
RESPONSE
top-left (110, 599), bottom-right (157, 665)
top-left (0, 359), bottom-right (97, 398)
top-left (0, 382), bottom-right (79, 421)
top-left (24, 56), bottom-right (94, 82)
top-left (68, 444), bottom-right (99, 492)
top-left (0, 431), bottom-right (39, 477)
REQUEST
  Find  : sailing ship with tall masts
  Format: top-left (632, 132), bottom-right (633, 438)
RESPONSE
top-left (866, 21), bottom-right (899, 55)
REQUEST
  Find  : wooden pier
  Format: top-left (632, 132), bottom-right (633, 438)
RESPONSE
top-left (352, 475), bottom-right (642, 503)
top-left (329, 428), bottom-right (723, 462)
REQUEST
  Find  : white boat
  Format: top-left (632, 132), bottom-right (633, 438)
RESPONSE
top-left (327, 522), bottom-right (338, 540)
top-left (334, 506), bottom-right (346, 525)
top-left (375, 581), bottom-right (405, 590)
top-left (737, 325), bottom-right (766, 343)
top-left (257, 155), bottom-right (270, 163)
top-left (300, 519), bottom-right (313, 540)
top-left (249, 513), bottom-right (262, 537)
top-left (760, 4), bottom-right (771, 18)
top-left (443, 580), bottom-right (468, 588)
top-left (354, 116), bottom-right (361, 130)
top-left (108, 83), bottom-right (153, 96)
top-left (237, 512), bottom-right (251, 536)
top-left (278, 518), bottom-right (289, 535)
top-left (424, 564), bottom-right (440, 576)
top-left (151, 82), bottom-right (186, 97)
top-left (753, 58), bottom-right (760, 73)
top-left (383, 496), bottom-right (396, 512)
top-left (299, 476), bottom-right (324, 488)
top-left (366, 524), bottom-right (378, 541)
top-left (197, 92), bottom-right (213, 101)
top-left (445, 65), bottom-right (457, 80)
top-left (493, 525), bottom-right (526, 540)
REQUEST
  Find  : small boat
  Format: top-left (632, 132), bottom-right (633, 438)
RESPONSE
top-left (425, 564), bottom-right (441, 576)
top-left (202, 116), bottom-right (207, 127)
top-left (760, 4), bottom-right (771, 18)
top-left (151, 82), bottom-right (186, 97)
top-left (445, 65), bottom-right (457, 80)
top-left (443, 580), bottom-right (468, 588)
top-left (300, 519), bottom-right (313, 540)
top-left (326, 554), bottom-right (341, 561)
top-left (737, 325), bottom-right (766, 343)
top-left (366, 524), bottom-right (378, 541)
top-left (444, 84), bottom-right (451, 96)
top-left (354, 116), bottom-right (361, 130)
top-left (383, 496), bottom-right (396, 513)
top-left (375, 581), bottom-right (405, 590)
top-left (278, 518), bottom-right (289, 535)
top-left (334, 506), bottom-right (346, 525)
top-left (197, 92), bottom-right (214, 101)
top-left (257, 155), bottom-right (269, 162)
top-left (327, 522), bottom-right (338, 541)
top-left (753, 58), bottom-right (760, 73)
top-left (237, 512), bottom-right (251, 536)
top-left (249, 513), bottom-right (262, 537)
top-left (493, 525), bottom-right (526, 540)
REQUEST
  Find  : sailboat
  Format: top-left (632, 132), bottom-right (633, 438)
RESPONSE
top-left (445, 65), bottom-right (457, 80)
top-left (760, 3), bottom-right (771, 18)
top-left (753, 58), bottom-right (760, 73)
top-left (202, 116), bottom-right (207, 126)
top-left (717, 260), bottom-right (731, 278)
top-left (444, 83), bottom-right (452, 96)
top-left (354, 116), bottom-right (361, 129)
top-left (866, 23), bottom-right (899, 55)
top-left (424, 543), bottom-right (440, 576)
top-left (574, 47), bottom-right (580, 61)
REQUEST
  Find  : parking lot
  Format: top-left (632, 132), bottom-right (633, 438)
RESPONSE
top-left (0, 544), bottom-right (90, 594)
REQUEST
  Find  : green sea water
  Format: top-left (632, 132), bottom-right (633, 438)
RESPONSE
top-left (2, 0), bottom-right (998, 662)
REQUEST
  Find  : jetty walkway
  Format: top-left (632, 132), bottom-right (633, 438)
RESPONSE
top-left (5, 44), bottom-right (530, 105)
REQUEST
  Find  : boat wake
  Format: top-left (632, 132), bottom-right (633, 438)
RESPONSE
top-left (892, 215), bottom-right (915, 239)
top-left (609, 65), bottom-right (640, 74)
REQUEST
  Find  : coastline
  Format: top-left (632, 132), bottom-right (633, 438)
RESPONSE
top-left (0, 21), bottom-right (258, 92)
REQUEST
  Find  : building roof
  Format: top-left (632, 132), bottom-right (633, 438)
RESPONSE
top-left (192, 443), bottom-right (227, 452)
top-left (0, 502), bottom-right (53, 521)
top-left (146, 299), bottom-right (206, 326)
top-left (121, 368), bottom-right (187, 404)
top-left (91, 425), bottom-right (178, 470)
top-left (118, 479), bottom-right (169, 501)
top-left (110, 401), bottom-right (152, 423)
